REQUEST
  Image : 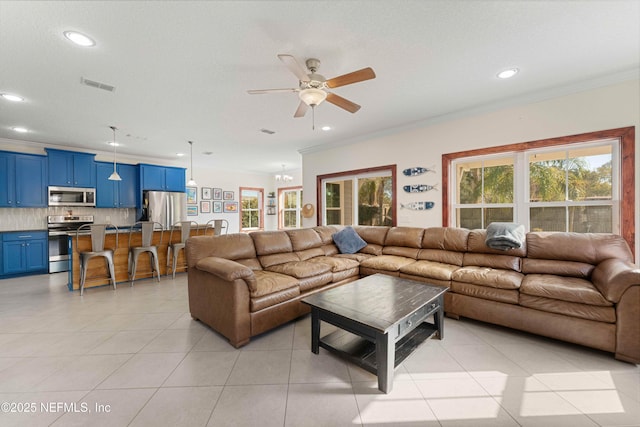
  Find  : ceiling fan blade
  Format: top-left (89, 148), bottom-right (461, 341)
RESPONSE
top-left (247, 88), bottom-right (298, 94)
top-left (278, 54), bottom-right (309, 81)
top-left (325, 67), bottom-right (376, 89)
top-left (326, 92), bottom-right (361, 113)
top-left (294, 101), bottom-right (308, 118)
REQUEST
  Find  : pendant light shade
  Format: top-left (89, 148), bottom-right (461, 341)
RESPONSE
top-left (108, 126), bottom-right (122, 181)
top-left (187, 140), bottom-right (197, 186)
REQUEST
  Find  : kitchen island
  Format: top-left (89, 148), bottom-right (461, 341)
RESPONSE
top-left (68, 227), bottom-right (202, 291)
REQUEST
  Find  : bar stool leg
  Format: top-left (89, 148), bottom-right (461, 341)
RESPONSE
top-left (79, 257), bottom-right (86, 296)
top-left (105, 253), bottom-right (116, 290)
top-left (171, 248), bottom-right (179, 280)
top-left (130, 251), bottom-right (138, 286)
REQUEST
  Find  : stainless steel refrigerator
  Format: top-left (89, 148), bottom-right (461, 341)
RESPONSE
top-left (141, 191), bottom-right (187, 229)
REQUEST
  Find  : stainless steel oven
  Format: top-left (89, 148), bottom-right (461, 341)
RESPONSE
top-left (47, 215), bottom-right (94, 273)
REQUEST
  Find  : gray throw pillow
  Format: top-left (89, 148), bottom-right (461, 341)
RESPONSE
top-left (333, 226), bottom-right (367, 254)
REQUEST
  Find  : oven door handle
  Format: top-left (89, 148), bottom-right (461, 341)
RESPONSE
top-left (48, 231), bottom-right (71, 236)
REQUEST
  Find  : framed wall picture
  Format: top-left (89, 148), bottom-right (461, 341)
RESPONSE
top-left (200, 200), bottom-right (211, 213)
top-left (213, 188), bottom-right (222, 200)
top-left (186, 187), bottom-right (197, 204)
top-left (201, 187), bottom-right (212, 200)
top-left (223, 201), bottom-right (238, 213)
top-left (187, 205), bottom-right (198, 216)
top-left (223, 190), bottom-right (234, 200)
top-left (213, 201), bottom-right (223, 213)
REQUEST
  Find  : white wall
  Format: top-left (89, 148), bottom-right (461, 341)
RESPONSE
top-left (301, 79), bottom-right (640, 261)
top-left (186, 166), bottom-right (302, 233)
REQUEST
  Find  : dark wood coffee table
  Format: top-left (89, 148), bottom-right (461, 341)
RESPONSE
top-left (301, 273), bottom-right (448, 393)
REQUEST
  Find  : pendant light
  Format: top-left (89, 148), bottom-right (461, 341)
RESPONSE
top-left (186, 140), bottom-right (197, 186)
top-left (108, 126), bottom-right (122, 181)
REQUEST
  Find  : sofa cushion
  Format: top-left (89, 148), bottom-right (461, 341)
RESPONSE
top-left (463, 253), bottom-right (521, 272)
top-left (250, 270), bottom-right (299, 298)
top-left (519, 294), bottom-right (616, 323)
top-left (399, 260), bottom-right (459, 281)
top-left (360, 255), bottom-right (416, 272)
top-left (266, 261), bottom-right (332, 279)
top-left (296, 247), bottom-right (325, 261)
top-left (353, 226), bottom-right (389, 246)
top-left (333, 226), bottom-right (367, 254)
top-left (195, 257), bottom-right (255, 285)
top-left (313, 226), bottom-right (340, 244)
top-left (422, 227), bottom-right (469, 251)
top-left (521, 258), bottom-right (594, 278)
top-left (452, 266), bottom-right (523, 290)
top-left (307, 256), bottom-right (360, 273)
top-left (520, 274), bottom-right (612, 306)
top-left (384, 227), bottom-right (424, 248)
top-left (526, 232), bottom-right (633, 264)
top-left (297, 272), bottom-right (334, 292)
top-left (251, 231), bottom-right (293, 256)
top-left (259, 252), bottom-right (299, 268)
top-left (417, 248), bottom-right (464, 266)
top-left (335, 252), bottom-right (376, 262)
top-left (451, 282), bottom-right (519, 304)
top-left (286, 228), bottom-right (323, 251)
top-left (250, 270), bottom-right (300, 312)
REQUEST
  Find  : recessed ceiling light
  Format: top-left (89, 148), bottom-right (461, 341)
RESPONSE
top-left (176, 153), bottom-right (185, 157)
top-left (107, 141), bottom-right (120, 147)
top-left (321, 126), bottom-right (332, 131)
top-left (12, 127), bottom-right (28, 133)
top-left (497, 68), bottom-right (519, 79)
top-left (1, 93), bottom-right (24, 102)
top-left (63, 31), bottom-right (95, 47)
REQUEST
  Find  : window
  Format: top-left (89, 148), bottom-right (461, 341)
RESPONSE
top-left (279, 187), bottom-right (303, 229)
top-left (240, 187), bottom-right (263, 231)
top-left (455, 156), bottom-right (515, 229)
top-left (317, 165), bottom-right (396, 226)
top-left (443, 127), bottom-right (635, 252)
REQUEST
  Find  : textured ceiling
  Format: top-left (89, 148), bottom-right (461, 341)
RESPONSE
top-left (0, 1), bottom-right (638, 174)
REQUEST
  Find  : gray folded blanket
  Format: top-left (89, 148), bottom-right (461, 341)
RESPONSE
top-left (485, 222), bottom-right (525, 251)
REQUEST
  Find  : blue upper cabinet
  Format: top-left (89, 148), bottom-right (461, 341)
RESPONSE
top-left (96, 162), bottom-right (139, 208)
top-left (46, 148), bottom-right (96, 187)
top-left (0, 151), bottom-right (47, 207)
top-left (139, 164), bottom-right (185, 192)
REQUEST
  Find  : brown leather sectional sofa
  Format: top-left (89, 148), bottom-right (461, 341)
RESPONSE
top-left (185, 226), bottom-right (640, 364)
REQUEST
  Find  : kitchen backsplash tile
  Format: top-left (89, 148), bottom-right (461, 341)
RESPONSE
top-left (0, 208), bottom-right (137, 231)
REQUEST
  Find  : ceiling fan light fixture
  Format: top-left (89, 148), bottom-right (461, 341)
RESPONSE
top-left (299, 88), bottom-right (327, 107)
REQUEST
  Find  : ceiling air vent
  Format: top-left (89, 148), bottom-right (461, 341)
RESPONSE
top-left (260, 128), bottom-right (275, 135)
top-left (81, 77), bottom-right (116, 92)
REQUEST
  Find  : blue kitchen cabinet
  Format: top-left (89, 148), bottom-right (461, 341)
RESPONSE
top-left (1, 231), bottom-right (48, 276)
top-left (0, 151), bottom-right (47, 207)
top-left (46, 148), bottom-right (96, 187)
top-left (96, 162), bottom-right (139, 208)
top-left (139, 164), bottom-right (185, 192)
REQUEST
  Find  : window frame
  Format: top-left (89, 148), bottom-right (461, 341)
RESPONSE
top-left (442, 127), bottom-right (635, 255)
top-left (239, 187), bottom-right (264, 232)
top-left (278, 186), bottom-right (303, 229)
top-left (316, 165), bottom-right (397, 226)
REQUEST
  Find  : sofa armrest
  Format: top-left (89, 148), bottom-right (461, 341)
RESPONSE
top-left (195, 257), bottom-right (257, 292)
top-left (592, 258), bottom-right (640, 303)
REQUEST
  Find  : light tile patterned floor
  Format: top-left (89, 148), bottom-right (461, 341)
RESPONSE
top-left (0, 272), bottom-right (638, 426)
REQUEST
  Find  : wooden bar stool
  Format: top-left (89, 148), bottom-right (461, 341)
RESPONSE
top-left (167, 220), bottom-right (198, 279)
top-left (128, 221), bottom-right (163, 285)
top-left (76, 224), bottom-right (118, 296)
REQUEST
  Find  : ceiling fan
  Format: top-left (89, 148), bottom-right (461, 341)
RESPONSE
top-left (247, 54), bottom-right (376, 123)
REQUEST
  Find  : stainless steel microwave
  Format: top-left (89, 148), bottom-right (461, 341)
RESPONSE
top-left (48, 186), bottom-right (96, 207)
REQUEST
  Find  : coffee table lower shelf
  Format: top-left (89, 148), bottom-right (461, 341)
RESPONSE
top-left (319, 322), bottom-right (438, 374)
